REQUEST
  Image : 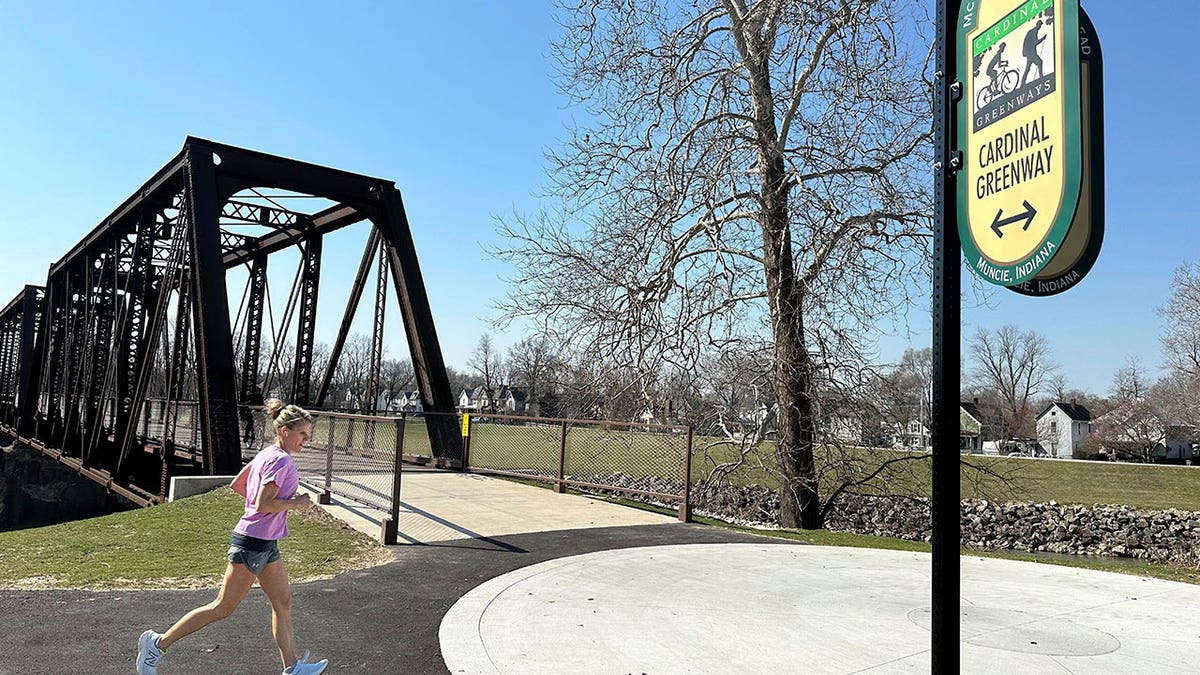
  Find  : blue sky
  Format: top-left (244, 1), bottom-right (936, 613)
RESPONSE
top-left (0, 1), bottom-right (1191, 396)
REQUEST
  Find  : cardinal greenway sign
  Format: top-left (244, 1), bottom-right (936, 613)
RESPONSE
top-left (1010, 7), bottom-right (1104, 296)
top-left (957, 0), bottom-right (1082, 286)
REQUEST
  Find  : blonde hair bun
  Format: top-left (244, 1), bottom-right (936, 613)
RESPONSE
top-left (264, 399), bottom-right (314, 434)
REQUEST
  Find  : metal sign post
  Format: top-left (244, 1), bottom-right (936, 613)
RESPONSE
top-left (933, 0), bottom-right (963, 671)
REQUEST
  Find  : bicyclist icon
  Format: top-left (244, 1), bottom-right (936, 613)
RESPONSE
top-left (978, 43), bottom-right (1020, 109)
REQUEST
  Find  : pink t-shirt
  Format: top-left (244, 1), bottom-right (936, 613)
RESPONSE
top-left (233, 445), bottom-right (299, 541)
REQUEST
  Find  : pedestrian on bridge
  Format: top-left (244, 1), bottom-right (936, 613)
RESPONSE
top-left (136, 399), bottom-right (329, 675)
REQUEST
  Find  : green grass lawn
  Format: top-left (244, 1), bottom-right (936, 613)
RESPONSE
top-left (693, 440), bottom-right (1200, 511)
top-left (306, 414), bottom-right (1200, 512)
top-left (0, 488), bottom-right (387, 590)
top-left (992, 457), bottom-right (1200, 510)
top-left (466, 420), bottom-right (1200, 512)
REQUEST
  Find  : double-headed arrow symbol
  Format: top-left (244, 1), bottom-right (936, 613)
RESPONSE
top-left (991, 200), bottom-right (1037, 239)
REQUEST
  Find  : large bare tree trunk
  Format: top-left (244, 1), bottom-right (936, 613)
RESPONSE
top-left (761, 145), bottom-right (821, 528)
top-left (493, 0), bottom-right (932, 529)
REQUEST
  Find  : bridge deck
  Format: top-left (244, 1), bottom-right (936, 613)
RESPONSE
top-left (301, 466), bottom-right (674, 545)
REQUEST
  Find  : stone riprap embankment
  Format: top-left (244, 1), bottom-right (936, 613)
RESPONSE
top-left (558, 472), bottom-right (1200, 567)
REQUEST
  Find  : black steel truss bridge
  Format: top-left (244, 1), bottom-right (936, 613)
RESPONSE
top-left (0, 138), bottom-right (462, 506)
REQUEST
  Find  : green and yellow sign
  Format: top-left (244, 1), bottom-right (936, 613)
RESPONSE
top-left (1011, 8), bottom-right (1104, 296)
top-left (957, 0), bottom-right (1083, 286)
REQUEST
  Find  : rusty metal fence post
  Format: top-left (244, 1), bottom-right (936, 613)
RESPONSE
top-left (381, 413), bottom-right (405, 545)
top-left (319, 415), bottom-right (334, 505)
top-left (555, 420), bottom-right (568, 493)
top-left (679, 425), bottom-right (693, 522)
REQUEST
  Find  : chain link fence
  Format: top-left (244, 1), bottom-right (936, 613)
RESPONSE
top-left (232, 407), bottom-right (695, 542)
top-left (464, 413), bottom-right (693, 520)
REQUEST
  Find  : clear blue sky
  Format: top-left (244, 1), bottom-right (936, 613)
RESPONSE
top-left (0, 1), bottom-right (1190, 395)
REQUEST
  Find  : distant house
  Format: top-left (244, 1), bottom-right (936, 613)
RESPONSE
top-left (457, 386), bottom-right (494, 412)
top-left (959, 400), bottom-right (986, 454)
top-left (826, 416), bottom-right (864, 446)
top-left (893, 419), bottom-right (931, 451)
top-left (1159, 425), bottom-right (1198, 463)
top-left (893, 401), bottom-right (988, 453)
top-left (397, 390), bottom-right (423, 413)
top-left (500, 387), bottom-right (527, 414)
top-left (720, 402), bottom-right (776, 442)
top-left (1036, 401), bottom-right (1093, 459)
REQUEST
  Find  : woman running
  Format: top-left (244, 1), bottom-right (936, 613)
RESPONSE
top-left (136, 399), bottom-right (328, 675)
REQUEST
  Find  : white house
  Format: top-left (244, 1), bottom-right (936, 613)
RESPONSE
top-left (457, 386), bottom-right (494, 412)
top-left (396, 390), bottom-right (423, 413)
top-left (1036, 401), bottom-right (1093, 459)
top-left (893, 420), bottom-right (931, 451)
top-left (499, 387), bottom-right (527, 414)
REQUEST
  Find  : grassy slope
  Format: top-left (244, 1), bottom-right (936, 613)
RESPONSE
top-left (449, 420), bottom-right (1200, 512)
top-left (310, 415), bottom-right (1200, 511)
top-left (0, 488), bottom-right (385, 589)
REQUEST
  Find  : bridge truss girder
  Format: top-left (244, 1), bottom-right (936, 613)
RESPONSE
top-left (5, 137), bottom-right (462, 505)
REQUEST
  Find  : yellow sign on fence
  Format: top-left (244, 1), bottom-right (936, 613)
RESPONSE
top-left (461, 413), bottom-right (470, 437)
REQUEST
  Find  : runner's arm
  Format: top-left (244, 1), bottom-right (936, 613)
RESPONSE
top-left (254, 481), bottom-right (310, 513)
top-left (230, 461), bottom-right (253, 498)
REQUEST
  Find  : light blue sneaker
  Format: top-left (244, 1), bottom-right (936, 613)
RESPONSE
top-left (135, 629), bottom-right (165, 675)
top-left (284, 650), bottom-right (328, 675)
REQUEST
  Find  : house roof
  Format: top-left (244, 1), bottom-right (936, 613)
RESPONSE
top-left (959, 401), bottom-right (985, 424)
top-left (1037, 401), bottom-right (1091, 421)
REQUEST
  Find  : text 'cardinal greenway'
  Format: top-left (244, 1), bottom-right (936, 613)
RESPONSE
top-left (976, 115), bottom-right (1055, 198)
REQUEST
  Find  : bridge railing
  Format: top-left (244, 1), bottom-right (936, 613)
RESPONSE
top-left (461, 412), bottom-right (693, 522)
top-left (235, 406), bottom-right (694, 543)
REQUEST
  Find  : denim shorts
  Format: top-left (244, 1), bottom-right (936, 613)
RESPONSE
top-left (227, 532), bottom-right (281, 575)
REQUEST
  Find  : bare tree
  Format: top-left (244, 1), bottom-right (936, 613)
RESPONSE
top-left (1090, 359), bottom-right (1165, 462)
top-left (263, 339), bottom-right (296, 400)
top-left (310, 341), bottom-right (330, 400)
top-left (334, 334), bottom-right (373, 410)
top-left (892, 347), bottom-right (932, 433)
top-left (1159, 261), bottom-right (1200, 378)
top-left (1151, 371), bottom-right (1200, 432)
top-left (505, 335), bottom-right (563, 415)
top-left (968, 325), bottom-right (1058, 440)
top-left (444, 366), bottom-right (472, 403)
top-left (467, 334), bottom-right (505, 410)
top-left (379, 358), bottom-right (415, 403)
top-left (492, 0), bottom-right (932, 529)
top-left (1111, 356), bottom-right (1151, 401)
top-left (1046, 373), bottom-right (1069, 401)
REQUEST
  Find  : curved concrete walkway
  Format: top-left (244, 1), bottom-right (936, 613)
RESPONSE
top-left (440, 544), bottom-right (1200, 674)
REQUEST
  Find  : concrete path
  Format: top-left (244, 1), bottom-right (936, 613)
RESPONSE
top-left (0, 524), bottom-right (778, 675)
top-left (306, 467), bottom-right (675, 544)
top-left (440, 544), bottom-right (1200, 674)
top-left (4, 467), bottom-right (1198, 674)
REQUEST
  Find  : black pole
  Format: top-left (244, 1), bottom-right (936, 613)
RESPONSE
top-left (932, 0), bottom-right (962, 672)
top-left (185, 144), bottom-right (242, 476)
